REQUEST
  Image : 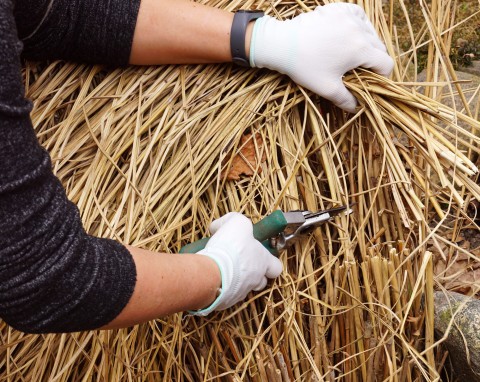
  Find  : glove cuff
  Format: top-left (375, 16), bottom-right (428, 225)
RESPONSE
top-left (188, 247), bottom-right (236, 316)
top-left (249, 15), bottom-right (297, 76)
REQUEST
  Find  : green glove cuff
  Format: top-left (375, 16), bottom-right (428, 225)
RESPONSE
top-left (249, 15), bottom-right (264, 67)
top-left (188, 256), bottom-right (224, 316)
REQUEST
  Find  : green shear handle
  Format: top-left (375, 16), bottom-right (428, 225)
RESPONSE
top-left (179, 210), bottom-right (287, 255)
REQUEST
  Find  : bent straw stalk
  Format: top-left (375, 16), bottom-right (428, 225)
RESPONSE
top-left (2, 0), bottom-right (480, 381)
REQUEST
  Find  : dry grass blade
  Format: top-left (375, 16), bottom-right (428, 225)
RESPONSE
top-left (2, 0), bottom-right (480, 381)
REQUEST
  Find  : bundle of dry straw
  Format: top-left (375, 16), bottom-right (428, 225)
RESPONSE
top-left (2, 0), bottom-right (480, 380)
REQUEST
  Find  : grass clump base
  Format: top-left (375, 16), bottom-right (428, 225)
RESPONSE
top-left (2, 0), bottom-right (480, 381)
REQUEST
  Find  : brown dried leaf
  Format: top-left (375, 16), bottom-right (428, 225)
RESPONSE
top-left (451, 234), bottom-right (465, 243)
top-left (434, 253), bottom-right (480, 295)
top-left (221, 133), bottom-right (266, 181)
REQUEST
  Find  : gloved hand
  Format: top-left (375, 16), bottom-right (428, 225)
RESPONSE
top-left (192, 212), bottom-right (283, 316)
top-left (249, 3), bottom-right (394, 112)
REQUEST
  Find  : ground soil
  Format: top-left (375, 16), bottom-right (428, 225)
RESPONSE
top-left (395, 1), bottom-right (480, 279)
top-left (392, 0), bottom-right (480, 72)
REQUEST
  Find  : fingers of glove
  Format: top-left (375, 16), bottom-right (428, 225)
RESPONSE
top-left (360, 24), bottom-right (388, 52)
top-left (314, 79), bottom-right (357, 113)
top-left (344, 3), bottom-right (369, 20)
top-left (249, 240), bottom-right (283, 278)
top-left (208, 212), bottom-right (235, 235)
top-left (327, 3), bottom-right (370, 24)
top-left (209, 212), bottom-right (251, 236)
top-left (314, 3), bottom-right (385, 53)
top-left (360, 47), bottom-right (395, 77)
top-left (253, 277), bottom-right (268, 292)
top-left (265, 252), bottom-right (283, 278)
top-left (331, 4), bottom-right (386, 51)
top-left (318, 2), bottom-right (364, 16)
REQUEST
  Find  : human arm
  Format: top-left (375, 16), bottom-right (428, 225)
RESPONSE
top-left (0, 0), bottom-right (137, 333)
top-left (102, 248), bottom-right (221, 329)
top-left (3, 0), bottom-right (282, 333)
top-left (129, 0), bottom-right (394, 111)
top-left (0, 30), bottom-right (269, 334)
top-left (14, 0), bottom-right (393, 111)
top-left (13, 0), bottom-right (251, 65)
top-left (130, 0), bottom-right (238, 64)
top-left (0, 121), bottom-right (137, 332)
top-left (104, 213), bottom-right (283, 328)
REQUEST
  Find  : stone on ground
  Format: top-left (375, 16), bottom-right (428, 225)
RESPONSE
top-left (434, 291), bottom-right (480, 381)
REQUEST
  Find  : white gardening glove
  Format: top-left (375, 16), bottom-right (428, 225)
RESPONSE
top-left (191, 212), bottom-right (283, 316)
top-left (249, 3), bottom-right (394, 112)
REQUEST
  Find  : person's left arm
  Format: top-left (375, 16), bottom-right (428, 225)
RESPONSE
top-left (14, 0), bottom-right (393, 112)
top-left (13, 0), bottom-right (242, 65)
top-left (14, 0), bottom-right (142, 65)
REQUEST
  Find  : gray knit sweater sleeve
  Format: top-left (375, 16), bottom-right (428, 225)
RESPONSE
top-left (13, 0), bottom-right (141, 65)
top-left (0, 0), bottom-right (139, 333)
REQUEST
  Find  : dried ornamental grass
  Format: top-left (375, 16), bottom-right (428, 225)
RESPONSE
top-left (1, 0), bottom-right (480, 381)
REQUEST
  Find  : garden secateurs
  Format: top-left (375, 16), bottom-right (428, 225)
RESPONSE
top-left (180, 206), bottom-right (354, 255)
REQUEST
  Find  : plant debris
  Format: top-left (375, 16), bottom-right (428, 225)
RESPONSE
top-left (3, 0), bottom-right (480, 381)
top-left (221, 133), bottom-right (266, 180)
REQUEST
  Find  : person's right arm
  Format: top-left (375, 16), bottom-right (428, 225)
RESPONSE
top-left (0, 4), bottom-right (279, 333)
top-left (0, 0), bottom-right (139, 333)
top-left (104, 213), bottom-right (283, 328)
top-left (0, 0), bottom-right (217, 333)
top-left (2, 0), bottom-right (282, 333)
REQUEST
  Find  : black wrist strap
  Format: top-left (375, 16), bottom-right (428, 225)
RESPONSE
top-left (230, 10), bottom-right (264, 67)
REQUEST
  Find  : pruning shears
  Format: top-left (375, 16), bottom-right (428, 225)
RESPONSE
top-left (180, 205), bottom-right (354, 255)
